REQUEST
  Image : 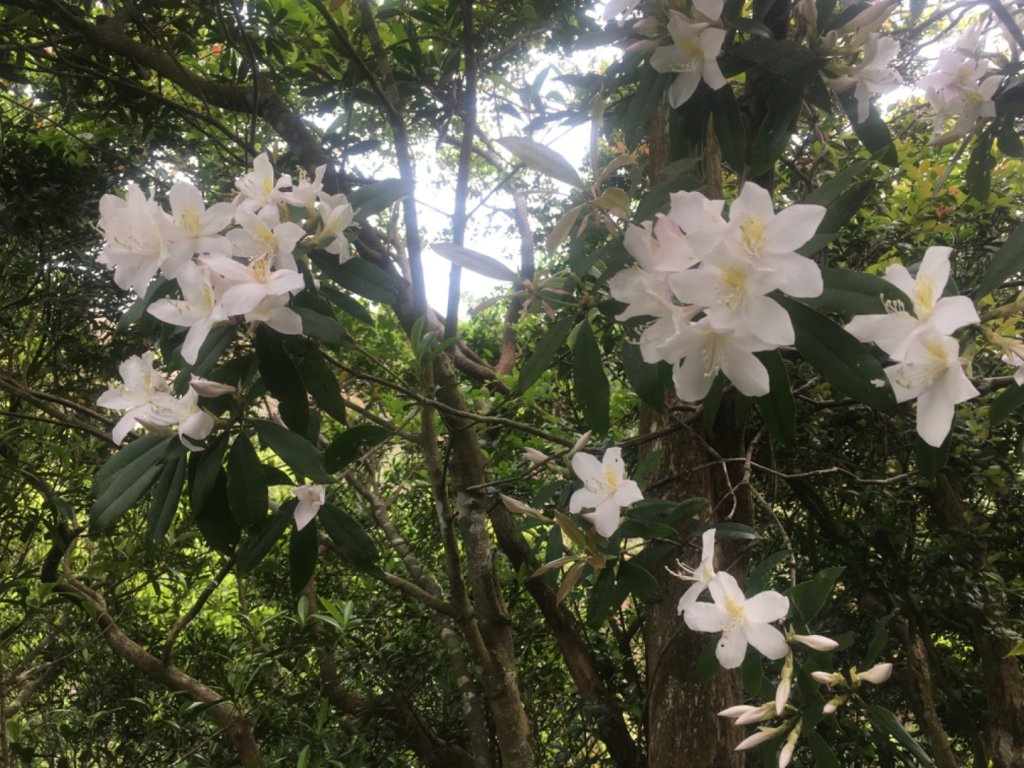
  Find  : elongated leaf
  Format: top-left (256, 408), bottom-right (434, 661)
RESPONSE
top-left (294, 351), bottom-right (348, 424)
top-left (803, 268), bottom-right (912, 315)
top-left (348, 178), bottom-right (407, 219)
top-left (145, 445), bottom-right (187, 545)
top-left (755, 351), bottom-right (795, 445)
top-left (295, 306), bottom-right (350, 347)
top-left (573, 320), bottom-right (610, 435)
top-left (311, 252), bottom-right (399, 304)
top-left (593, 188), bottom-right (631, 218)
top-left (786, 566), bottom-right (844, 628)
top-left (622, 342), bottom-right (668, 412)
top-left (806, 729), bottom-right (841, 768)
top-left (324, 425), bottom-right (392, 472)
top-left (194, 471), bottom-right (240, 554)
top-left (319, 504), bottom-right (380, 572)
top-left (94, 434), bottom-right (170, 498)
top-left (839, 90), bottom-right (898, 166)
top-left (320, 284), bottom-right (374, 325)
top-left (498, 136), bottom-right (582, 187)
top-left (431, 243), bottom-right (518, 282)
top-left (92, 461), bottom-right (164, 530)
top-left (800, 180), bottom-right (874, 253)
top-left (617, 559), bottom-right (659, 604)
top-left (515, 316), bottom-right (574, 395)
top-left (586, 563), bottom-right (617, 629)
top-left (226, 433), bottom-right (268, 528)
top-left (254, 327), bottom-right (309, 435)
top-left (237, 505), bottom-right (292, 575)
top-left (254, 420), bottom-right (333, 483)
top-left (965, 132), bottom-right (994, 202)
top-left (866, 704), bottom-right (936, 765)
top-left (974, 222), bottom-right (1024, 298)
top-left (547, 205), bottom-right (583, 252)
top-left (189, 434), bottom-right (228, 512)
top-left (289, 518), bottom-right (319, 594)
top-left (777, 296), bottom-right (897, 411)
top-left (990, 384), bottom-right (1024, 426)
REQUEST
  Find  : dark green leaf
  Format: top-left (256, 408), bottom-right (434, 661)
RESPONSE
top-left (586, 564), bottom-right (616, 629)
top-left (92, 461), bottom-right (165, 530)
top-left (515, 316), bottom-right (573, 395)
top-left (622, 65), bottom-right (671, 148)
top-left (866, 704), bottom-right (936, 765)
top-left (746, 550), bottom-right (792, 593)
top-left (319, 504), bottom-right (380, 572)
top-left (348, 179), bottom-right (407, 220)
top-left (294, 350), bottom-right (348, 424)
top-left (915, 433), bottom-right (950, 480)
top-left (294, 306), bottom-right (350, 347)
top-left (865, 613), bottom-right (892, 665)
top-left (965, 133), bottom-right (994, 202)
top-left (711, 85), bottom-right (745, 172)
top-left (755, 351), bottom-right (795, 445)
top-left (145, 444), bottom-right (187, 545)
top-left (838, 90), bottom-right (898, 166)
top-left (312, 252), bottom-right (399, 304)
top-left (226, 433), bottom-right (268, 528)
top-left (801, 180), bottom-right (874, 253)
top-left (94, 434), bottom-right (170, 498)
top-left (189, 434), bottom-right (229, 512)
top-left (696, 643), bottom-right (719, 681)
top-left (622, 342), bottom-right (667, 412)
top-left (254, 420), bottom-right (333, 484)
top-left (320, 284), bottom-right (374, 325)
top-left (806, 729), bottom-right (841, 768)
top-left (974, 222), bottom-right (1024, 298)
top-left (254, 327), bottom-right (309, 435)
top-left (573, 320), bottom-right (610, 435)
top-left (324, 425), bottom-right (393, 473)
top-left (237, 504), bottom-right (293, 575)
top-left (617, 559), bottom-right (659, 604)
top-left (990, 385), bottom-right (1024, 426)
top-left (633, 169), bottom-right (701, 222)
top-left (175, 325), bottom-right (237, 394)
top-left (714, 522), bottom-right (760, 541)
top-left (750, 95), bottom-right (803, 177)
top-left (193, 471), bottom-right (240, 554)
top-left (803, 268), bottom-right (912, 315)
top-left (777, 296), bottom-right (897, 411)
top-left (289, 518), bottom-right (319, 594)
top-left (786, 566), bottom-right (844, 628)
top-left (741, 652), bottom-right (767, 697)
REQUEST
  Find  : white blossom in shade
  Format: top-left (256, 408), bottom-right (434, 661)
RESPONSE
top-left (147, 266), bottom-right (228, 365)
top-left (163, 181), bottom-right (234, 268)
top-left (667, 189), bottom-right (728, 258)
top-left (188, 375), bottom-right (237, 398)
top-left (313, 192), bottom-right (355, 262)
top-left (830, 34), bottom-right (903, 123)
top-left (683, 570), bottom-right (790, 669)
top-left (227, 207), bottom-right (307, 271)
top-left (671, 256), bottom-right (795, 346)
top-left (676, 528), bottom-right (718, 612)
top-left (836, 0), bottom-right (899, 47)
top-left (920, 51), bottom-right (1000, 144)
top-left (97, 352), bottom-right (171, 445)
top-left (846, 246), bottom-right (979, 361)
top-left (609, 268), bottom-right (676, 321)
top-left (811, 670), bottom-right (844, 686)
top-left (778, 722), bottom-right (801, 768)
top-left (669, 318), bottom-right (774, 402)
top-left (719, 702), bottom-right (775, 725)
top-left (280, 165), bottom-right (326, 210)
top-left (637, 303), bottom-right (704, 364)
top-left (885, 331), bottom-right (980, 447)
top-left (1001, 345), bottom-right (1024, 386)
top-left (790, 633), bottom-right (840, 651)
top-left (855, 661), bottom-right (894, 685)
top-left (719, 182), bottom-right (826, 298)
top-left (235, 152), bottom-right (292, 211)
top-left (244, 293), bottom-right (304, 336)
top-left (568, 447), bottom-right (644, 538)
top-left (200, 253), bottom-right (306, 318)
top-left (650, 11), bottom-right (727, 108)
top-left (735, 726), bottom-right (786, 752)
top-left (154, 389), bottom-right (216, 450)
top-left (624, 215), bottom-right (700, 277)
top-left (97, 183), bottom-right (172, 294)
top-left (291, 484), bottom-right (326, 530)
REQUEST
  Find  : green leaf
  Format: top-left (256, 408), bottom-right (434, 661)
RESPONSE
top-left (294, 350), bottom-right (348, 424)
top-left (800, 180), bottom-right (874, 254)
top-left (866, 704), bottom-right (936, 765)
top-left (586, 564), bottom-right (616, 629)
top-left (710, 85), bottom-right (745, 172)
top-left (623, 65), bottom-right (671, 148)
top-left (633, 167), bottom-right (701, 222)
top-left (348, 178), bottom-right (407, 219)
top-left (755, 351), bottom-right (795, 445)
top-left (431, 243), bottom-right (518, 282)
top-left (92, 460), bottom-right (165, 530)
top-left (786, 566), bottom-right (844, 628)
top-left (189, 434), bottom-right (229, 512)
top-left (311, 252), bottom-right (399, 304)
top-left (622, 343), bottom-right (667, 412)
top-left (294, 306), bottom-right (350, 347)
top-left (974, 222), bottom-right (1024, 298)
top-left (515, 316), bottom-right (573, 395)
top-left (145, 444), bottom-right (187, 545)
top-left (803, 268), bottom-right (912, 315)
top-left (254, 327), bottom-right (309, 435)
top-left (838, 90), bottom-right (898, 166)
top-left (714, 522), bottom-right (760, 541)
top-left (319, 504), bottom-right (380, 572)
top-left (915, 433), bottom-right (950, 480)
top-left (289, 518), bottom-right (319, 594)
top-left (498, 136), bottom-right (582, 187)
top-left (616, 559), bottom-right (659, 604)
top-left (94, 434), bottom-right (171, 499)
top-left (750, 94), bottom-right (803, 177)
top-left (741, 652), bottom-right (767, 698)
top-left (573, 320), bottom-right (610, 435)
top-left (320, 284), bottom-right (374, 325)
top-left (226, 433), bottom-right (269, 528)
top-left (777, 296), bottom-right (897, 412)
top-left (193, 471), bottom-right (240, 554)
top-left (806, 729), bottom-right (841, 768)
top-left (324, 425), bottom-right (393, 473)
top-left (237, 506), bottom-right (293, 575)
top-left (746, 550), bottom-right (792, 593)
top-left (254, 420), bottom-right (333, 484)
top-left (990, 385), bottom-right (1024, 426)
top-left (965, 132), bottom-right (994, 202)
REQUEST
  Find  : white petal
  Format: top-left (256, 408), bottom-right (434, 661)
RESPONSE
top-left (721, 348), bottom-right (770, 397)
top-left (744, 590), bottom-right (790, 623)
top-left (584, 497), bottom-right (622, 538)
top-left (683, 602), bottom-right (729, 633)
top-left (716, 629), bottom-right (749, 669)
top-left (743, 621), bottom-right (789, 660)
top-left (668, 71), bottom-right (702, 108)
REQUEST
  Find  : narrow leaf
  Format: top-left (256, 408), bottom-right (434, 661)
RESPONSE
top-left (431, 243), bottom-right (518, 282)
top-left (755, 351), bottom-right (795, 445)
top-left (294, 351), bottom-right (348, 424)
top-left (498, 136), bottom-right (582, 186)
top-left (146, 445), bottom-right (187, 545)
top-left (311, 252), bottom-right (399, 304)
top-left (94, 434), bottom-right (170, 498)
top-left (974, 222), bottom-right (1024, 298)
top-left (237, 507), bottom-right (292, 575)
top-left (226, 433), bottom-right (269, 528)
top-left (193, 471), bottom-right (240, 554)
top-left (319, 503), bottom-right (380, 572)
top-left (515, 316), bottom-right (574, 395)
top-left (573, 320), bottom-right (610, 435)
top-left (254, 420), bottom-right (333, 484)
top-left (324, 425), bottom-right (392, 473)
top-left (622, 342), bottom-right (668, 412)
top-left (348, 179), bottom-right (407, 219)
top-left (254, 327), bottom-right (309, 435)
top-left (803, 268), bottom-right (912, 316)
top-left (92, 462), bottom-right (164, 530)
top-left (990, 385), bottom-right (1024, 426)
top-left (866, 704), bottom-right (936, 765)
top-left (289, 518), bottom-right (319, 594)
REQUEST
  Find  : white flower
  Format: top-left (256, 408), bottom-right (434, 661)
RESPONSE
top-left (147, 266), bottom-right (228, 365)
top-left (97, 183), bottom-right (172, 294)
top-left (97, 352), bottom-right (171, 445)
top-left (292, 484), bottom-right (326, 530)
top-left (200, 253), bottom-right (306, 318)
top-left (568, 447), bottom-right (644, 537)
top-left (778, 722), bottom-right (801, 768)
top-left (855, 661), bottom-right (893, 685)
top-left (235, 152), bottom-right (292, 211)
top-left (791, 633), bottom-right (839, 651)
top-left (718, 702), bottom-right (775, 725)
top-left (650, 11), bottom-right (727, 108)
top-left (669, 318), bottom-right (774, 402)
top-left (188, 375), bottom-right (237, 397)
top-left (885, 331), bottom-right (979, 447)
top-left (683, 571), bottom-right (790, 668)
top-left (830, 34), bottom-right (903, 123)
top-left (676, 528), bottom-right (718, 612)
top-left (164, 180), bottom-right (234, 267)
top-left (314, 192), bottom-right (355, 262)
top-left (227, 207), bottom-right (307, 271)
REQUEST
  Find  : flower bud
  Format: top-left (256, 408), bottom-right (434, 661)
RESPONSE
top-left (568, 430), bottom-right (592, 458)
top-left (823, 694), bottom-right (848, 715)
top-left (778, 721), bottom-right (801, 768)
top-left (791, 633), bottom-right (839, 652)
top-left (630, 16), bottom-right (662, 36)
top-left (719, 702), bottom-right (775, 725)
top-left (735, 726), bottom-right (784, 752)
top-left (189, 375), bottom-right (238, 397)
top-left (523, 447), bottom-right (549, 464)
top-left (856, 662), bottom-right (893, 685)
top-left (811, 670), bottom-right (844, 686)
top-left (775, 652), bottom-right (794, 715)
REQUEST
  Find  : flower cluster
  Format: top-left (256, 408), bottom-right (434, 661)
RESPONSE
top-left (846, 246), bottom-right (979, 446)
top-left (96, 153), bottom-right (354, 446)
top-left (610, 182), bottom-right (826, 402)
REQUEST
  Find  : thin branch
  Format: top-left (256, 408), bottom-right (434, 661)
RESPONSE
top-left (162, 556), bottom-right (236, 666)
